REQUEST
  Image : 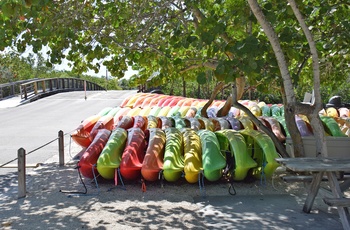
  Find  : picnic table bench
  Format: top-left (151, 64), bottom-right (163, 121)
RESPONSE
top-left (276, 157), bottom-right (350, 229)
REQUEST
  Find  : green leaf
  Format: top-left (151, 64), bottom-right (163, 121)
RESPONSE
top-left (197, 72), bottom-right (206, 84)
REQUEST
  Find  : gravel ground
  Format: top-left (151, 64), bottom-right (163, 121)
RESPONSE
top-left (0, 143), bottom-right (345, 230)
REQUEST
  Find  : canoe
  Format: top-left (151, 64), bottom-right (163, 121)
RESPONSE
top-left (89, 115), bottom-right (114, 141)
top-left (96, 128), bottom-right (127, 179)
top-left (157, 106), bottom-right (172, 117)
top-left (156, 96), bottom-right (171, 107)
top-left (240, 129), bottom-right (280, 179)
top-left (158, 116), bottom-right (175, 129)
top-left (148, 95), bottom-right (167, 107)
top-left (113, 107), bottom-right (132, 122)
top-left (115, 115), bottom-right (134, 130)
top-left (132, 93), bottom-right (153, 108)
top-left (182, 129), bottom-right (202, 183)
top-left (215, 130), bottom-right (257, 181)
top-left (186, 118), bottom-right (203, 131)
top-left (166, 106), bottom-right (181, 117)
top-left (149, 106), bottom-right (162, 116)
top-left (147, 115), bottom-right (162, 129)
top-left (239, 116), bottom-right (255, 130)
top-left (197, 117), bottom-right (214, 131)
top-left (168, 97), bottom-right (184, 107)
top-left (225, 117), bottom-right (244, 130)
top-left (295, 116), bottom-right (313, 136)
top-left (133, 115), bottom-right (147, 131)
top-left (126, 107), bottom-right (142, 116)
top-left (97, 107), bottom-right (113, 116)
top-left (321, 116), bottom-right (347, 137)
top-left (138, 107), bottom-right (152, 116)
top-left (173, 117), bottom-right (191, 129)
top-left (197, 129), bottom-right (226, 182)
top-left (209, 118), bottom-right (230, 131)
top-left (119, 128), bottom-right (147, 180)
top-left (271, 104), bottom-right (282, 117)
top-left (259, 116), bottom-right (286, 142)
top-left (178, 106), bottom-right (190, 117)
top-left (140, 95), bottom-right (157, 109)
top-left (185, 107), bottom-right (198, 118)
top-left (124, 93), bottom-right (145, 108)
top-left (71, 114), bottom-right (100, 148)
top-left (141, 128), bottom-right (166, 181)
top-left (78, 129), bottom-right (111, 179)
top-left (163, 127), bottom-right (184, 182)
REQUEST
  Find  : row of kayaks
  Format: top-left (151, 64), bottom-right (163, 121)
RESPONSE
top-left (72, 93), bottom-right (350, 184)
top-left (77, 124), bottom-right (280, 183)
top-left (118, 92), bottom-right (350, 137)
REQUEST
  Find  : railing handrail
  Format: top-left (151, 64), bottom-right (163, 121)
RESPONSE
top-left (0, 77), bottom-right (105, 101)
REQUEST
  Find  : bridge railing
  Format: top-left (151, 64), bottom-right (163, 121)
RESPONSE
top-left (0, 78), bottom-right (105, 101)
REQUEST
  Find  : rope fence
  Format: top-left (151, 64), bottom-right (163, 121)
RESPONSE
top-left (0, 130), bottom-right (73, 198)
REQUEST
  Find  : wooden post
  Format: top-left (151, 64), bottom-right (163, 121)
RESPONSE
top-left (18, 148), bottom-right (26, 199)
top-left (58, 130), bottom-right (64, 167)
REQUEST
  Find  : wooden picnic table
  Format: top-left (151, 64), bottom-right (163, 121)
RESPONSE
top-left (276, 157), bottom-right (350, 229)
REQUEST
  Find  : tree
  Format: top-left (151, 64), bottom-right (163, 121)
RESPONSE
top-left (1, 0), bottom-right (349, 157)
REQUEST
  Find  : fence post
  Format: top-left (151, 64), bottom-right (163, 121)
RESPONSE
top-left (18, 148), bottom-right (26, 199)
top-left (58, 130), bottom-right (64, 167)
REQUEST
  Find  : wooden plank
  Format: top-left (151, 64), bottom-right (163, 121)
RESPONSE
top-left (323, 198), bottom-right (350, 207)
top-left (281, 175), bottom-right (328, 183)
top-left (303, 172), bottom-right (324, 213)
top-left (326, 171), bottom-right (350, 230)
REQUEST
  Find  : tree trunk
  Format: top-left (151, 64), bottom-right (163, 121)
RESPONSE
top-left (288, 0), bottom-right (327, 157)
top-left (232, 84), bottom-right (289, 158)
top-left (182, 75), bottom-right (186, 97)
top-left (248, 0), bottom-right (304, 158)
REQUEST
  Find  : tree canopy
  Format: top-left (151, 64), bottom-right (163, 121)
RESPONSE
top-left (0, 0), bottom-right (348, 98)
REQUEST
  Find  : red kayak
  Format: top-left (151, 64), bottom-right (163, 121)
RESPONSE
top-left (78, 129), bottom-right (111, 179)
top-left (89, 115), bottom-right (114, 141)
top-left (133, 115), bottom-right (147, 131)
top-left (141, 128), bottom-right (166, 181)
top-left (115, 115), bottom-right (134, 130)
top-left (71, 114), bottom-right (101, 148)
top-left (119, 128), bottom-right (147, 180)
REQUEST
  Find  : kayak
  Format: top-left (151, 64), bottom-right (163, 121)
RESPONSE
top-left (182, 128), bottom-right (202, 183)
top-left (141, 128), bottom-right (166, 181)
top-left (71, 114), bottom-right (100, 148)
top-left (240, 129), bottom-right (280, 179)
top-left (163, 127), bottom-right (184, 182)
top-left (197, 129), bottom-right (226, 182)
top-left (216, 130), bottom-right (257, 181)
top-left (78, 129), bottom-right (111, 179)
top-left (96, 128), bottom-right (127, 179)
top-left (119, 128), bottom-right (147, 180)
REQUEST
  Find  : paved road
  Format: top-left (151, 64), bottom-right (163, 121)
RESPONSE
top-left (0, 90), bottom-right (136, 175)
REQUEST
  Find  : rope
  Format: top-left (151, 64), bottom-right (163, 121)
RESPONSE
top-left (198, 170), bottom-right (206, 198)
top-left (0, 129), bottom-right (75, 168)
top-left (59, 165), bottom-right (87, 195)
top-left (0, 137), bottom-right (59, 168)
top-left (141, 178), bottom-right (147, 192)
top-left (158, 170), bottom-right (164, 188)
top-left (228, 179), bottom-right (237, 195)
top-left (59, 163), bottom-right (100, 197)
top-left (260, 153), bottom-right (267, 186)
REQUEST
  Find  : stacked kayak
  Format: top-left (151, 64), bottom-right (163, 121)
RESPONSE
top-left (70, 92), bottom-right (349, 185)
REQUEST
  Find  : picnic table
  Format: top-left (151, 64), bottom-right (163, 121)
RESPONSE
top-left (276, 157), bottom-right (350, 229)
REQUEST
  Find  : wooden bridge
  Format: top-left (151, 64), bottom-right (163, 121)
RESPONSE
top-left (0, 78), bottom-right (105, 102)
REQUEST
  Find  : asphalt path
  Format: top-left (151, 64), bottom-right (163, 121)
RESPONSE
top-left (0, 90), bottom-right (137, 175)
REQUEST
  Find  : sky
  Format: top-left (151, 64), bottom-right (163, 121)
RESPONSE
top-left (3, 45), bottom-right (139, 79)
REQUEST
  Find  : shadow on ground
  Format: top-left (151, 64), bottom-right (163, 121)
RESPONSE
top-left (0, 163), bottom-right (343, 230)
